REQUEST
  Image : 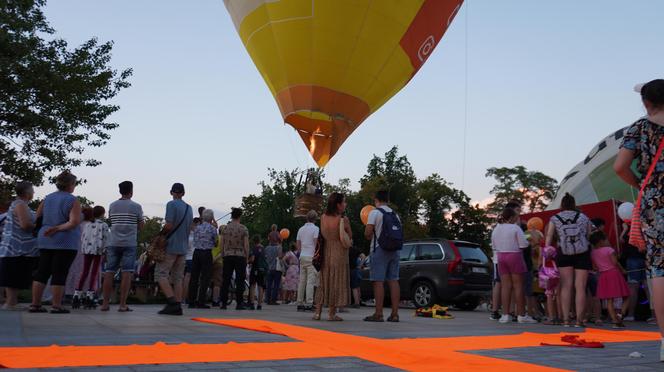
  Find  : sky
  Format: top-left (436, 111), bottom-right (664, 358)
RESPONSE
top-left (36, 0), bottom-right (664, 219)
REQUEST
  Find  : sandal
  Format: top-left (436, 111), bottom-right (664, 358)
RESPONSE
top-left (363, 314), bottom-right (384, 322)
top-left (542, 319), bottom-right (557, 325)
top-left (387, 315), bottom-right (399, 323)
top-left (312, 313), bottom-right (321, 321)
top-left (328, 315), bottom-right (343, 321)
top-left (28, 305), bottom-right (48, 313)
top-left (50, 307), bottom-right (70, 314)
top-left (100, 306), bottom-right (110, 312)
top-left (574, 322), bottom-right (586, 328)
top-left (118, 307), bottom-right (133, 312)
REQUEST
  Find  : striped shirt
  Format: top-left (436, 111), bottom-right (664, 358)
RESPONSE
top-left (108, 198), bottom-right (143, 247)
top-left (0, 199), bottom-right (37, 257)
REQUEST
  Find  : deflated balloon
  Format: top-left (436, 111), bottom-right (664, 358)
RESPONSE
top-left (224, 0), bottom-right (464, 166)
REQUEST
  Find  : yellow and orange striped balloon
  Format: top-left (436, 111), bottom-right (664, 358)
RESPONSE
top-left (224, 0), bottom-right (464, 167)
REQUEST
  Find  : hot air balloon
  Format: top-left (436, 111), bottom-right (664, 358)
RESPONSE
top-left (548, 126), bottom-right (638, 209)
top-left (224, 0), bottom-right (464, 167)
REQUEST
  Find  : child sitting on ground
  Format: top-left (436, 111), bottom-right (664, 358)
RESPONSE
top-left (590, 230), bottom-right (630, 328)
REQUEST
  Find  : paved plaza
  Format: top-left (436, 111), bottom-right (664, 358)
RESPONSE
top-left (0, 304), bottom-right (662, 371)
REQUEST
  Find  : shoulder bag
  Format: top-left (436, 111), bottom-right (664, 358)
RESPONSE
top-left (148, 204), bottom-right (190, 262)
top-left (339, 216), bottom-right (353, 249)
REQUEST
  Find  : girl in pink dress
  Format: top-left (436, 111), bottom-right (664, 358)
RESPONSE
top-left (282, 244), bottom-right (300, 303)
top-left (590, 231), bottom-right (630, 328)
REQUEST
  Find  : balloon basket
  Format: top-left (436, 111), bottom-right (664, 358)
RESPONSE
top-left (294, 193), bottom-right (324, 218)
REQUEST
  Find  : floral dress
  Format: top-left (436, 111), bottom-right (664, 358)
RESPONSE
top-left (621, 118), bottom-right (664, 278)
top-left (282, 250), bottom-right (300, 291)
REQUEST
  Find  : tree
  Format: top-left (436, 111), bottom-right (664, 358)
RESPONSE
top-left (485, 166), bottom-right (558, 214)
top-left (448, 194), bottom-right (492, 249)
top-left (0, 0), bottom-right (132, 200)
top-left (417, 174), bottom-right (457, 238)
top-left (138, 217), bottom-right (164, 253)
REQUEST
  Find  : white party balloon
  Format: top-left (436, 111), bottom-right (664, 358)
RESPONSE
top-left (618, 202), bottom-right (634, 221)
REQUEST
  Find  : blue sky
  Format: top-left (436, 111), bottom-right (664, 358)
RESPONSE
top-left (37, 0), bottom-right (664, 218)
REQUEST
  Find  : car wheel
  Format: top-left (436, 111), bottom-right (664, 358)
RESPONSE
top-left (412, 281), bottom-right (436, 308)
top-left (455, 297), bottom-right (480, 311)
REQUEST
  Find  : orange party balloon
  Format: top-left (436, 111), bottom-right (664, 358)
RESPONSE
top-left (279, 228), bottom-right (290, 240)
top-left (360, 205), bottom-right (375, 225)
top-left (527, 217), bottom-right (544, 232)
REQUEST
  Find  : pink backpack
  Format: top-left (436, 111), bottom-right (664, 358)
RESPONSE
top-left (539, 246), bottom-right (560, 294)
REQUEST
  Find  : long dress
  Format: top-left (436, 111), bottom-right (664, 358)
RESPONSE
top-left (315, 214), bottom-right (350, 308)
top-left (282, 250), bottom-right (299, 291)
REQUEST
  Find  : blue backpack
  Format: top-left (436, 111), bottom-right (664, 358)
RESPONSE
top-left (374, 207), bottom-right (403, 251)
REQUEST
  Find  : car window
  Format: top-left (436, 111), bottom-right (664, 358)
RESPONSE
top-left (456, 243), bottom-right (489, 263)
top-left (400, 245), bottom-right (415, 261)
top-left (416, 244), bottom-right (443, 260)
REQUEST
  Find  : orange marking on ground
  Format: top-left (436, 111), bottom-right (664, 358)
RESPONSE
top-left (0, 318), bottom-right (659, 371)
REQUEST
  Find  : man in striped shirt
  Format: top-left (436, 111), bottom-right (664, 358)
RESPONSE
top-left (101, 181), bottom-right (144, 312)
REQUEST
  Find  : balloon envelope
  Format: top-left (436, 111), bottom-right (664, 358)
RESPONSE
top-left (280, 228), bottom-right (290, 240)
top-left (548, 126), bottom-right (638, 209)
top-left (527, 217), bottom-right (544, 232)
top-left (360, 205), bottom-right (375, 225)
top-left (224, 0), bottom-right (464, 167)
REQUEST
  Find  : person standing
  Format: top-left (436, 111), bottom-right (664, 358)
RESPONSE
top-left (30, 172), bottom-right (82, 314)
top-left (0, 182), bottom-right (38, 310)
top-left (614, 78), bottom-right (664, 360)
top-left (363, 190), bottom-right (402, 323)
top-left (220, 208), bottom-right (249, 310)
top-left (349, 246), bottom-right (362, 308)
top-left (314, 192), bottom-right (352, 321)
top-left (183, 218), bottom-right (201, 304)
top-left (247, 235), bottom-right (267, 310)
top-left (282, 243), bottom-right (300, 304)
top-left (211, 225), bottom-right (225, 307)
top-left (265, 236), bottom-right (284, 305)
top-left (268, 224), bottom-right (282, 246)
top-left (101, 181), bottom-right (144, 312)
top-left (74, 206), bottom-right (109, 308)
top-left (155, 183), bottom-right (193, 316)
top-left (296, 210), bottom-right (319, 311)
top-left (188, 209), bottom-right (217, 308)
top-left (545, 193), bottom-right (593, 328)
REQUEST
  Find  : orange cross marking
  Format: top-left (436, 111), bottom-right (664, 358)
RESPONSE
top-left (0, 318), bottom-right (659, 371)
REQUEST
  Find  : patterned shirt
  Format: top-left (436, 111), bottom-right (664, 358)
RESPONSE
top-left (193, 222), bottom-right (217, 250)
top-left (222, 221), bottom-right (249, 257)
top-left (0, 199), bottom-right (37, 257)
top-left (80, 219), bottom-right (110, 255)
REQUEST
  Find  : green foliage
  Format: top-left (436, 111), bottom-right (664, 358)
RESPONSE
top-left (0, 0), bottom-right (132, 199)
top-left (485, 165), bottom-right (559, 215)
top-left (138, 216), bottom-right (164, 250)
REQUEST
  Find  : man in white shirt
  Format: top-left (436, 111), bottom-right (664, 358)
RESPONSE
top-left (364, 190), bottom-right (401, 322)
top-left (296, 210), bottom-right (319, 311)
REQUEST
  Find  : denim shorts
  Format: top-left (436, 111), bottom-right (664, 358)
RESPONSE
top-left (626, 257), bottom-right (647, 283)
top-left (369, 249), bottom-right (400, 282)
top-left (104, 246), bottom-right (137, 273)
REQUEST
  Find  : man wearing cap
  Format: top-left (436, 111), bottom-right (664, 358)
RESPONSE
top-left (156, 183), bottom-right (193, 315)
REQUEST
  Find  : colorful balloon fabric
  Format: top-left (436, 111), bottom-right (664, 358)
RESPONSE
top-left (527, 217), bottom-right (544, 232)
top-left (280, 228), bottom-right (290, 240)
top-left (549, 126), bottom-right (638, 209)
top-left (360, 205), bottom-right (375, 225)
top-left (224, 0), bottom-right (464, 167)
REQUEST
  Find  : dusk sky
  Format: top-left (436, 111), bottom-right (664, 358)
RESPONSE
top-left (37, 0), bottom-right (664, 219)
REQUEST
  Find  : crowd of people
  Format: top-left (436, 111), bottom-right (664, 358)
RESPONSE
top-left (0, 178), bottom-right (402, 323)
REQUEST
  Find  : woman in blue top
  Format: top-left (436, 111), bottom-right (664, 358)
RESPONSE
top-left (30, 172), bottom-right (82, 314)
top-left (0, 181), bottom-right (38, 310)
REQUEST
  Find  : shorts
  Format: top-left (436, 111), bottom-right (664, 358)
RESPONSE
top-left (105, 246), bottom-right (137, 273)
top-left (649, 266), bottom-right (664, 279)
top-left (33, 249), bottom-right (78, 286)
top-left (493, 262), bottom-right (501, 283)
top-left (497, 252), bottom-right (526, 275)
top-left (185, 259), bottom-right (193, 274)
top-left (626, 257), bottom-right (647, 283)
top-left (211, 258), bottom-right (223, 286)
top-left (250, 271), bottom-right (267, 288)
top-left (370, 249), bottom-right (399, 282)
top-left (523, 270), bottom-right (534, 296)
top-left (587, 272), bottom-right (598, 297)
top-left (350, 268), bottom-right (362, 289)
top-left (0, 256), bottom-right (39, 289)
top-left (556, 250), bottom-right (592, 270)
top-left (154, 253), bottom-right (185, 285)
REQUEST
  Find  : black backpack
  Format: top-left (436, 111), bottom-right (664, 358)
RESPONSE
top-left (374, 208), bottom-right (403, 251)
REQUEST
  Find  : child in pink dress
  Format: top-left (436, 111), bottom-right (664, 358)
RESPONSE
top-left (590, 231), bottom-right (630, 328)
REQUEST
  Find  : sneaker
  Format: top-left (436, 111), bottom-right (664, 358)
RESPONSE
top-left (158, 303), bottom-right (183, 316)
top-left (247, 303), bottom-right (255, 310)
top-left (622, 316), bottom-right (635, 322)
top-left (489, 311), bottom-right (501, 321)
top-left (648, 317), bottom-right (657, 325)
top-left (297, 305), bottom-right (305, 312)
top-left (498, 315), bottom-right (511, 324)
top-left (511, 314), bottom-right (518, 322)
top-left (518, 315), bottom-right (538, 324)
top-left (256, 305), bottom-right (262, 310)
